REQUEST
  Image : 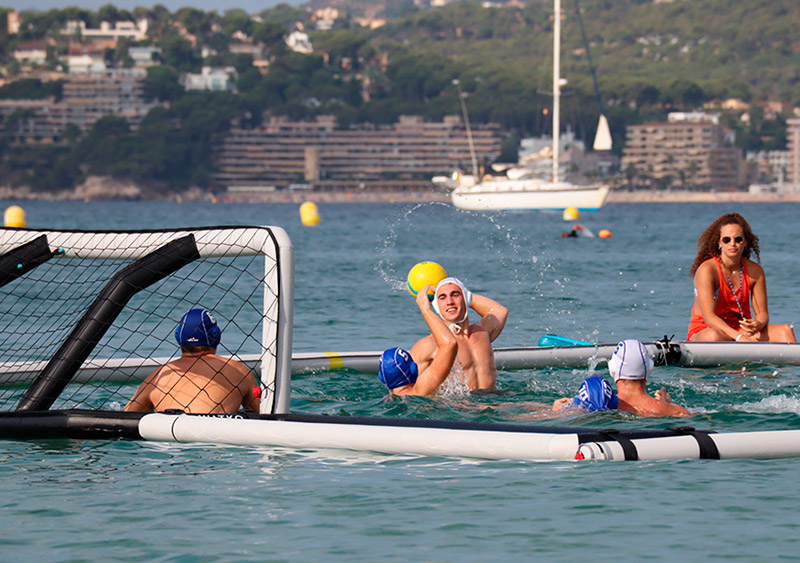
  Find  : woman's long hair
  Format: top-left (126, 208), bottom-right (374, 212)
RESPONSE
top-left (689, 213), bottom-right (760, 276)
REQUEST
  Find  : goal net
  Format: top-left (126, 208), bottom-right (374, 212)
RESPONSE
top-left (0, 226), bottom-right (294, 416)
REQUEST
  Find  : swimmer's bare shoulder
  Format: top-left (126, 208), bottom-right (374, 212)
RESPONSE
top-left (409, 334), bottom-right (436, 372)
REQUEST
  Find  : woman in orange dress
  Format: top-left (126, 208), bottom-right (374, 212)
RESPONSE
top-left (687, 213), bottom-right (795, 343)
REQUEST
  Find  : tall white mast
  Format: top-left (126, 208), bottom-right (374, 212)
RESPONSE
top-left (453, 79), bottom-right (479, 178)
top-left (552, 0), bottom-right (561, 183)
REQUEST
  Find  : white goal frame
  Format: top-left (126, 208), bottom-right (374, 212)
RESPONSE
top-left (0, 226), bottom-right (295, 415)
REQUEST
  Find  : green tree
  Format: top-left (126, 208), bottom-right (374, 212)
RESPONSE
top-left (95, 4), bottom-right (121, 25)
top-left (498, 131), bottom-right (520, 163)
top-left (252, 20), bottom-right (286, 46)
top-left (159, 35), bottom-right (201, 72)
top-left (0, 79), bottom-right (48, 99)
top-left (61, 123), bottom-right (81, 143)
top-left (146, 65), bottom-right (184, 102)
top-left (174, 7), bottom-right (213, 37)
top-left (312, 29), bottom-right (370, 71)
top-left (237, 67), bottom-right (262, 93)
top-left (232, 53), bottom-right (254, 74)
top-left (73, 115), bottom-right (134, 174)
top-left (258, 4), bottom-right (308, 28)
top-left (221, 9), bottom-right (254, 37)
top-left (663, 79), bottom-right (705, 109)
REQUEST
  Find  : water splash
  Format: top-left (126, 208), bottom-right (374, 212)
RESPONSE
top-left (373, 203), bottom-right (556, 343)
top-left (436, 358), bottom-right (472, 400)
top-left (737, 394), bottom-right (800, 415)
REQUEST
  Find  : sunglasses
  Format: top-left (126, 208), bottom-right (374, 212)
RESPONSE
top-left (721, 236), bottom-right (744, 244)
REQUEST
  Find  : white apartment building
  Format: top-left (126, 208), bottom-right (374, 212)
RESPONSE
top-left (63, 20), bottom-right (149, 42)
top-left (181, 67), bottom-right (237, 92)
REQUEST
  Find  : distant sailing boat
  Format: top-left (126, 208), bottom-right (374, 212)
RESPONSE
top-left (450, 0), bottom-right (610, 212)
top-left (594, 114), bottom-right (612, 151)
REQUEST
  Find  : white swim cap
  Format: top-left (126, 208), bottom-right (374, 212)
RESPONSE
top-left (608, 339), bottom-right (653, 381)
top-left (432, 277), bottom-right (473, 318)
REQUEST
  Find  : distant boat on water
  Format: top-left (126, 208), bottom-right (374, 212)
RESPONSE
top-left (449, 0), bottom-right (610, 212)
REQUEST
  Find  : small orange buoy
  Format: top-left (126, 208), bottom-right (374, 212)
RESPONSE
top-left (598, 229), bottom-right (613, 238)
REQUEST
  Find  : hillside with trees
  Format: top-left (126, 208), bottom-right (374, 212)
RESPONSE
top-left (0, 0), bottom-right (797, 194)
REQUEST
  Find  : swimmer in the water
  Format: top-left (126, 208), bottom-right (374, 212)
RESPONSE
top-left (125, 309), bottom-right (260, 414)
top-left (409, 277), bottom-right (507, 391)
top-left (552, 339), bottom-right (690, 417)
top-left (378, 285), bottom-right (457, 396)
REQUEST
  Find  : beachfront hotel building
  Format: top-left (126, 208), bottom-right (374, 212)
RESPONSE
top-left (213, 115), bottom-right (504, 192)
top-left (622, 112), bottom-right (744, 190)
top-left (746, 150), bottom-right (791, 188)
top-left (58, 69), bottom-right (157, 132)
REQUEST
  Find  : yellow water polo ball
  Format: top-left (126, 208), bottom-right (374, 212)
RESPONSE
top-left (407, 261), bottom-right (448, 297)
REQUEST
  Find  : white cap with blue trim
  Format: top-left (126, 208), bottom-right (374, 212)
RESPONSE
top-left (608, 339), bottom-right (653, 381)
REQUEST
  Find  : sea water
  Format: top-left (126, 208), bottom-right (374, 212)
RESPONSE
top-left (2, 200), bottom-right (800, 560)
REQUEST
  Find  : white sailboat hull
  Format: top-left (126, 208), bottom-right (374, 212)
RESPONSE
top-left (451, 179), bottom-right (609, 211)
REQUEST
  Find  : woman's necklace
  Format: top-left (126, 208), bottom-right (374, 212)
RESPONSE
top-left (721, 260), bottom-right (746, 319)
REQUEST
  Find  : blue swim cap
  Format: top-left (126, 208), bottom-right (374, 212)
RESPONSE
top-left (572, 375), bottom-right (619, 412)
top-left (379, 347), bottom-right (418, 390)
top-left (175, 309), bottom-right (221, 348)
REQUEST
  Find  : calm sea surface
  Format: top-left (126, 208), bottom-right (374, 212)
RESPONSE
top-left (2, 200), bottom-right (800, 560)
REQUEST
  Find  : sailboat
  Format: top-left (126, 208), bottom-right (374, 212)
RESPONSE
top-left (450, 0), bottom-right (610, 212)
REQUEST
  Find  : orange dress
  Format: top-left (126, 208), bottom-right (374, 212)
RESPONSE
top-left (687, 257), bottom-right (751, 341)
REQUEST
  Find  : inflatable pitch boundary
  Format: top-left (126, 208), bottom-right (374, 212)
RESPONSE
top-left (0, 352), bottom-right (384, 386)
top-left (1, 409), bottom-right (799, 461)
top-left (495, 341), bottom-right (800, 369)
top-left (4, 341), bottom-right (800, 388)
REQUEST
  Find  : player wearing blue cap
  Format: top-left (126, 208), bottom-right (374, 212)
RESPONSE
top-left (125, 308), bottom-right (260, 414)
top-left (566, 375), bottom-right (619, 412)
top-left (409, 277), bottom-right (508, 392)
top-left (378, 285), bottom-right (458, 396)
top-left (553, 340), bottom-right (690, 417)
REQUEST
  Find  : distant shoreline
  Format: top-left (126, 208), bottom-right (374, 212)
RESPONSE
top-left (4, 184), bottom-right (800, 205)
top-left (218, 188), bottom-right (800, 205)
top-left (606, 190), bottom-right (800, 204)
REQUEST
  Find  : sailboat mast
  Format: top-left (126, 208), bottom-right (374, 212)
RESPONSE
top-left (552, 0), bottom-right (561, 184)
top-left (454, 79), bottom-right (479, 178)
